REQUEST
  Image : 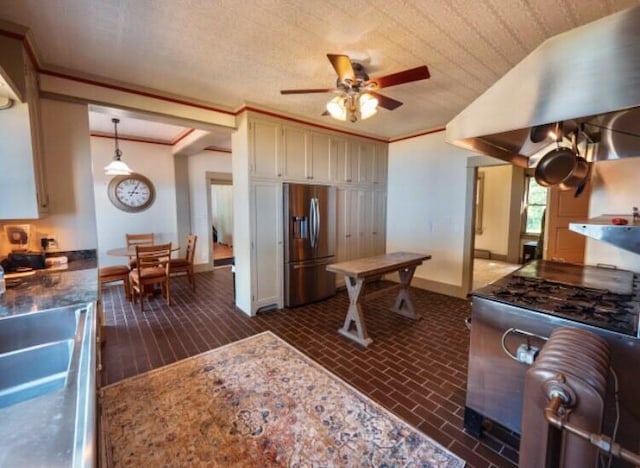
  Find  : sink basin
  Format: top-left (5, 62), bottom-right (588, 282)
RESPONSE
top-left (0, 306), bottom-right (82, 408)
top-left (0, 339), bottom-right (73, 408)
top-left (0, 306), bottom-right (80, 354)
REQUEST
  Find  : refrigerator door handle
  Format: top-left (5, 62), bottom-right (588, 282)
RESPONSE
top-left (314, 197), bottom-right (321, 248)
top-left (309, 198), bottom-right (317, 248)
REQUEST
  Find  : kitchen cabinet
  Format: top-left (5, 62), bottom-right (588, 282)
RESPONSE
top-left (336, 188), bottom-right (358, 287)
top-left (373, 144), bottom-right (388, 186)
top-left (282, 127), bottom-right (332, 182)
top-left (282, 125), bottom-right (307, 180)
top-left (357, 142), bottom-right (375, 184)
top-left (333, 139), bottom-right (359, 184)
top-left (307, 132), bottom-right (332, 183)
top-left (0, 38), bottom-right (49, 219)
top-left (251, 181), bottom-right (283, 313)
top-left (249, 119), bottom-right (282, 179)
top-left (357, 190), bottom-right (374, 258)
top-left (372, 190), bottom-right (387, 254)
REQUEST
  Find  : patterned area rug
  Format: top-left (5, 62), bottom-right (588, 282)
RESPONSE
top-left (102, 332), bottom-right (465, 467)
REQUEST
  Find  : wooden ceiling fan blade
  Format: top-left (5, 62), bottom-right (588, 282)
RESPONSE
top-left (280, 88), bottom-right (333, 95)
top-left (321, 110), bottom-right (329, 116)
top-left (370, 65), bottom-right (430, 89)
top-left (327, 54), bottom-right (355, 82)
top-left (370, 92), bottom-right (403, 110)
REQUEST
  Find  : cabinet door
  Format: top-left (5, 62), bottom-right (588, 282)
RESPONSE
top-left (250, 119), bottom-right (281, 178)
top-left (308, 133), bottom-right (331, 182)
top-left (332, 139), bottom-right (347, 184)
top-left (372, 190), bottom-right (387, 254)
top-left (282, 126), bottom-right (307, 180)
top-left (358, 142), bottom-right (375, 185)
top-left (357, 190), bottom-right (374, 258)
top-left (373, 144), bottom-right (388, 186)
top-left (251, 182), bottom-right (283, 312)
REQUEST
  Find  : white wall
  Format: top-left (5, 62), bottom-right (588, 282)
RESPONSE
top-left (211, 185), bottom-right (233, 245)
top-left (91, 137), bottom-right (178, 267)
top-left (475, 165), bottom-right (512, 256)
top-left (586, 158), bottom-right (640, 271)
top-left (187, 150), bottom-right (232, 266)
top-left (387, 131), bottom-right (475, 287)
top-left (0, 98), bottom-right (98, 256)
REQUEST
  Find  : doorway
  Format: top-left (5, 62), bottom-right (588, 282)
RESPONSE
top-left (463, 158), bottom-right (524, 294)
top-left (207, 172), bottom-right (233, 267)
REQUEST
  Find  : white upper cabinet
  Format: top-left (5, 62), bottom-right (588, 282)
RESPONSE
top-left (282, 125), bottom-right (307, 180)
top-left (373, 144), bottom-right (388, 186)
top-left (357, 142), bottom-right (375, 184)
top-left (307, 132), bottom-right (331, 183)
top-left (249, 119), bottom-right (282, 178)
top-left (247, 116), bottom-right (386, 189)
top-left (0, 37), bottom-right (49, 219)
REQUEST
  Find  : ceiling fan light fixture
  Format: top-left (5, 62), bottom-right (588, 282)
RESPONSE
top-left (104, 118), bottom-right (132, 176)
top-left (359, 93), bottom-right (379, 120)
top-left (326, 96), bottom-right (347, 121)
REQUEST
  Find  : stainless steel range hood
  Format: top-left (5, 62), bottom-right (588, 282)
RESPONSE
top-left (446, 6), bottom-right (640, 167)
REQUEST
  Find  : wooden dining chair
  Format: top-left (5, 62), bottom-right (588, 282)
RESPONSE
top-left (170, 234), bottom-right (197, 290)
top-left (126, 233), bottom-right (154, 268)
top-left (129, 242), bottom-right (172, 312)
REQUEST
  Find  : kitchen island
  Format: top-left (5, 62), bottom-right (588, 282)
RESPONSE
top-left (0, 258), bottom-right (98, 467)
top-left (327, 252), bottom-right (431, 347)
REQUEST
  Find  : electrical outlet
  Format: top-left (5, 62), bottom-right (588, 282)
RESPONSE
top-left (516, 344), bottom-right (539, 365)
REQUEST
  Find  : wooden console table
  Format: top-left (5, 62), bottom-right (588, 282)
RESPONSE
top-left (326, 252), bottom-right (432, 347)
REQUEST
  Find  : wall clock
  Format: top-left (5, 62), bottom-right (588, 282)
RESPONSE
top-left (107, 173), bottom-right (156, 213)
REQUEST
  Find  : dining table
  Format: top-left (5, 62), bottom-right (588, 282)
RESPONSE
top-left (106, 245), bottom-right (180, 257)
top-left (326, 251), bottom-right (432, 347)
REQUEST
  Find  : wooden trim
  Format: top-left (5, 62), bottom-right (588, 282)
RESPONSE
top-left (39, 68), bottom-right (236, 115)
top-left (389, 127), bottom-right (446, 143)
top-left (204, 146), bottom-right (232, 154)
top-left (90, 133), bottom-right (174, 146)
top-left (170, 128), bottom-right (195, 145)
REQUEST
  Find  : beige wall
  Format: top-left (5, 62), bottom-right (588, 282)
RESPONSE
top-left (586, 158), bottom-right (640, 271)
top-left (387, 131), bottom-right (475, 290)
top-left (0, 98), bottom-right (98, 256)
top-left (91, 137), bottom-right (179, 267)
top-left (475, 165), bottom-right (512, 257)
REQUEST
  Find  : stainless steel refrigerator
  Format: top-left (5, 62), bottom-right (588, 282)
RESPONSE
top-left (284, 183), bottom-right (336, 307)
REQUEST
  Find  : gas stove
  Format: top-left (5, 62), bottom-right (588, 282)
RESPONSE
top-left (474, 261), bottom-right (640, 338)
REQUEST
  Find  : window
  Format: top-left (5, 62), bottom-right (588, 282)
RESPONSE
top-left (524, 176), bottom-right (548, 234)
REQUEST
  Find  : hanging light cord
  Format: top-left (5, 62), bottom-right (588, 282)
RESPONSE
top-left (113, 118), bottom-right (122, 160)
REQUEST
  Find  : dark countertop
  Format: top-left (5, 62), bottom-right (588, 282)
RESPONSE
top-left (0, 258), bottom-right (98, 318)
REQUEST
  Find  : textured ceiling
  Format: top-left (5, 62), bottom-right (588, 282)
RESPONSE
top-left (1, 0), bottom-right (639, 140)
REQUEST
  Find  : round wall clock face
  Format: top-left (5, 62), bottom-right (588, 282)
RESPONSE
top-left (107, 173), bottom-right (156, 213)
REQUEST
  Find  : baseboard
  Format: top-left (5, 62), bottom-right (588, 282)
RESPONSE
top-left (384, 274), bottom-right (466, 299)
top-left (473, 250), bottom-right (508, 262)
top-left (194, 263), bottom-right (212, 273)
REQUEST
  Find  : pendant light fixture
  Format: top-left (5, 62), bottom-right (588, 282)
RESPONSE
top-left (104, 118), bottom-right (132, 176)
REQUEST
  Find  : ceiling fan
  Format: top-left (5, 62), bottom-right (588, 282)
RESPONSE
top-left (280, 54), bottom-right (430, 122)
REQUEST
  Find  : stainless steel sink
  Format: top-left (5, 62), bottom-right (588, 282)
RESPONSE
top-left (0, 339), bottom-right (73, 408)
top-left (0, 306), bottom-right (80, 354)
top-left (0, 306), bottom-right (82, 408)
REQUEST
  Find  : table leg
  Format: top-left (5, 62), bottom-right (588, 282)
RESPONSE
top-left (390, 266), bottom-right (420, 319)
top-left (337, 276), bottom-right (373, 347)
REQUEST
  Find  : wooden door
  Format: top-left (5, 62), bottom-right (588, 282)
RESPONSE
top-left (545, 184), bottom-right (591, 263)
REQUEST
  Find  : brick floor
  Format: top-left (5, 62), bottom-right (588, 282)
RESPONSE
top-left (100, 267), bottom-right (518, 467)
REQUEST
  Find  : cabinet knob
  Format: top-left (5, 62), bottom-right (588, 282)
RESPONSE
top-left (277, 173), bottom-right (282, 177)
top-left (346, 179), bottom-right (352, 182)
top-left (345, 234), bottom-right (351, 238)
